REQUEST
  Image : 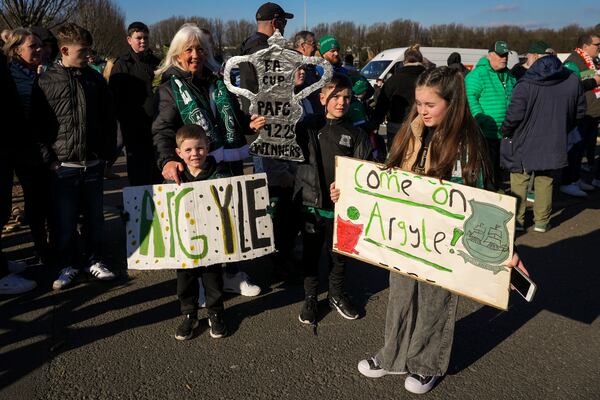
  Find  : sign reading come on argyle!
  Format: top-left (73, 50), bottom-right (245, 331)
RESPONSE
top-left (123, 174), bottom-right (274, 269)
top-left (333, 157), bottom-right (517, 310)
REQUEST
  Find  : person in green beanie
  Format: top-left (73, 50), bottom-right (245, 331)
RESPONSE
top-left (349, 77), bottom-right (387, 161)
top-left (511, 41), bottom-right (551, 81)
top-left (317, 34), bottom-right (346, 75)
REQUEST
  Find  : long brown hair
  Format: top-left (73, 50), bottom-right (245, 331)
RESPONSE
top-left (385, 66), bottom-right (489, 186)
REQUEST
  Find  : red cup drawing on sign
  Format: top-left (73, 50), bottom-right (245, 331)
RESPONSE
top-left (335, 211), bottom-right (363, 254)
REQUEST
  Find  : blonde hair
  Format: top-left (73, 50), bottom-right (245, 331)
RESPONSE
top-left (155, 23), bottom-right (215, 76)
top-left (404, 44), bottom-right (423, 64)
top-left (102, 57), bottom-right (116, 81)
top-left (2, 28), bottom-right (36, 62)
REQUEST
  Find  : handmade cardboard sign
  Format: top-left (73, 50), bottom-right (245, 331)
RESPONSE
top-left (333, 157), bottom-right (516, 310)
top-left (223, 29), bottom-right (333, 161)
top-left (123, 174), bottom-right (274, 270)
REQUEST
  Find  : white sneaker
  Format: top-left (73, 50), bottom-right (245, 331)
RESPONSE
top-left (197, 277), bottom-right (206, 308)
top-left (0, 273), bottom-right (37, 295)
top-left (358, 357), bottom-right (406, 378)
top-left (577, 179), bottom-right (595, 191)
top-left (53, 267), bottom-right (80, 290)
top-left (223, 271), bottom-right (261, 296)
top-left (87, 262), bottom-right (116, 280)
top-left (7, 260), bottom-right (28, 274)
top-left (560, 183), bottom-right (587, 197)
top-left (404, 374), bottom-right (440, 394)
top-left (592, 179), bottom-right (600, 189)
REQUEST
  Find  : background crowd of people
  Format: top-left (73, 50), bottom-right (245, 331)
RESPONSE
top-left (0, 1), bottom-right (597, 395)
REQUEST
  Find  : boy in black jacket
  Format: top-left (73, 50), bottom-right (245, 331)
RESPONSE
top-left (170, 125), bottom-right (228, 340)
top-left (34, 24), bottom-right (117, 290)
top-left (110, 21), bottom-right (161, 185)
top-left (294, 73), bottom-right (372, 325)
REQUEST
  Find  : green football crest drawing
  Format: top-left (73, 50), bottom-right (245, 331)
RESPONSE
top-left (459, 200), bottom-right (512, 273)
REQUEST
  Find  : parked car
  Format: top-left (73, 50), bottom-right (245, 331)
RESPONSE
top-left (361, 46), bottom-right (520, 85)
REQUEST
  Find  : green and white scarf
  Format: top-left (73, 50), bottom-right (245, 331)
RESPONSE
top-left (212, 79), bottom-right (249, 161)
top-left (171, 75), bottom-right (248, 162)
top-left (171, 75), bottom-right (225, 161)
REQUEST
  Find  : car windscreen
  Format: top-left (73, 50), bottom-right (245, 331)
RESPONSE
top-left (360, 60), bottom-right (392, 80)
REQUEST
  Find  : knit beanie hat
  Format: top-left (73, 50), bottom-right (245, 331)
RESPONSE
top-left (527, 41), bottom-right (551, 55)
top-left (352, 79), bottom-right (369, 95)
top-left (319, 35), bottom-right (340, 55)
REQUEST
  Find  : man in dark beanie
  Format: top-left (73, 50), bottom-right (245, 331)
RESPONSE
top-left (511, 41), bottom-right (551, 81)
top-left (110, 21), bottom-right (161, 186)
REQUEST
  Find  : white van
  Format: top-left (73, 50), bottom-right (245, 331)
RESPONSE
top-left (361, 47), bottom-right (520, 85)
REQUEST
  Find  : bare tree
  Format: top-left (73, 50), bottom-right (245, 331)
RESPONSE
top-left (0, 0), bottom-right (76, 28)
top-left (150, 16), bottom-right (186, 50)
top-left (211, 18), bottom-right (224, 55)
top-left (147, 14), bottom-right (594, 62)
top-left (222, 19), bottom-right (254, 54)
top-left (71, 0), bottom-right (127, 58)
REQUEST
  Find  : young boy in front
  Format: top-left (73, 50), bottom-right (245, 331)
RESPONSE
top-left (34, 23), bottom-right (117, 290)
top-left (294, 73), bottom-right (372, 325)
top-left (170, 125), bottom-right (228, 340)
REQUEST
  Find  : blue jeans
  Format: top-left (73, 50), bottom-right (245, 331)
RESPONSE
top-left (51, 162), bottom-right (105, 269)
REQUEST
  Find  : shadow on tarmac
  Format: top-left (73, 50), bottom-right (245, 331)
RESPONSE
top-left (449, 199), bottom-right (600, 374)
top-left (2, 159), bottom-right (599, 390)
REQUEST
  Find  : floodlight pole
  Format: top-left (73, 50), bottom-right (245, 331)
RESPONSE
top-left (304, 0), bottom-right (307, 31)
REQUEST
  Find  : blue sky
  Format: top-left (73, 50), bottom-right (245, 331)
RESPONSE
top-left (117, 0), bottom-right (599, 33)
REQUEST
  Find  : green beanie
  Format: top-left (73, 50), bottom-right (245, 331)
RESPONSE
top-left (319, 35), bottom-right (340, 55)
top-left (352, 79), bottom-right (369, 95)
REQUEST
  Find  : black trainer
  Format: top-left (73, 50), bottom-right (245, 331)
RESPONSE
top-left (175, 314), bottom-right (198, 341)
top-left (329, 294), bottom-right (359, 320)
top-left (298, 295), bottom-right (318, 324)
top-left (207, 312), bottom-right (228, 338)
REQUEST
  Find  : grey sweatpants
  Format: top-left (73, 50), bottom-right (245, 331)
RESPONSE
top-left (376, 272), bottom-right (458, 377)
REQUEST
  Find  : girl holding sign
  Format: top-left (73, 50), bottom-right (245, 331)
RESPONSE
top-left (330, 66), bottom-right (528, 394)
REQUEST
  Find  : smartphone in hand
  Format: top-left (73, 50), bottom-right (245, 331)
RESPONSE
top-left (511, 266), bottom-right (536, 302)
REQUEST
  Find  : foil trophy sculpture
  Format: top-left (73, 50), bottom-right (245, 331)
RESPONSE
top-left (223, 30), bottom-right (333, 161)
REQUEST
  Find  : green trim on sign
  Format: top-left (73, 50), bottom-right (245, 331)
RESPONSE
top-left (364, 238), bottom-right (453, 272)
top-left (354, 187), bottom-right (466, 220)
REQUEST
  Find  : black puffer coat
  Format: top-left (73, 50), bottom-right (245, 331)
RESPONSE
top-left (34, 62), bottom-right (116, 164)
top-left (295, 116), bottom-right (372, 210)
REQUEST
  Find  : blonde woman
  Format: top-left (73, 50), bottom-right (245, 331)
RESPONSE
top-left (3, 28), bottom-right (51, 264)
top-left (152, 23), bottom-right (260, 341)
